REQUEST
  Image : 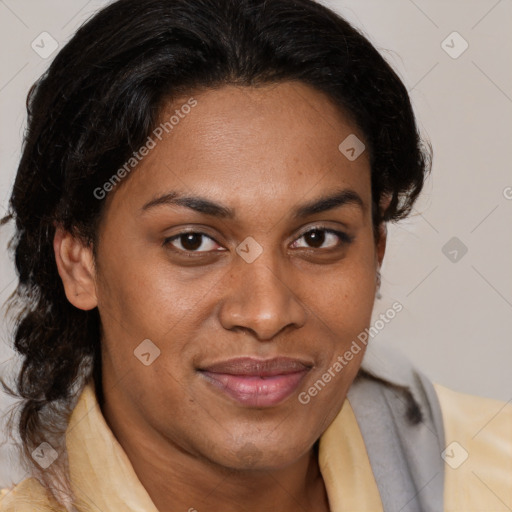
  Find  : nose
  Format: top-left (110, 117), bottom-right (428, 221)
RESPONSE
top-left (218, 251), bottom-right (307, 341)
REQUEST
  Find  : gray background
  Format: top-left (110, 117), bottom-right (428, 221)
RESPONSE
top-left (1, 0), bottom-right (511, 488)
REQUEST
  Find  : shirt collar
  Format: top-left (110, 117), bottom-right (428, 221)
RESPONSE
top-left (64, 347), bottom-right (403, 512)
top-left (66, 381), bottom-right (159, 512)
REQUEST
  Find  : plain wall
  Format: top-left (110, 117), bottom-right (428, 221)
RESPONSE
top-left (1, 0), bottom-right (511, 488)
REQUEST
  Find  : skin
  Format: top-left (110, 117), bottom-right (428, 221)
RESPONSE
top-left (54, 81), bottom-right (387, 512)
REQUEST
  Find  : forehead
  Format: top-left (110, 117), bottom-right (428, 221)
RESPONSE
top-left (105, 81), bottom-right (371, 217)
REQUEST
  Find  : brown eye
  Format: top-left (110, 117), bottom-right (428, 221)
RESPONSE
top-left (291, 227), bottom-right (353, 250)
top-left (164, 232), bottom-right (221, 253)
top-left (303, 229), bottom-right (325, 248)
top-left (180, 233), bottom-right (203, 251)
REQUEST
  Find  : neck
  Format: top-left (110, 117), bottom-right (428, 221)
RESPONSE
top-left (101, 398), bottom-right (330, 512)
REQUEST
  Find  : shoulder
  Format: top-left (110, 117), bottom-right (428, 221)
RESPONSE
top-left (355, 343), bottom-right (512, 508)
top-left (0, 477), bottom-right (65, 511)
top-left (352, 344), bottom-right (512, 509)
top-left (434, 383), bottom-right (512, 509)
top-left (434, 382), bottom-right (512, 443)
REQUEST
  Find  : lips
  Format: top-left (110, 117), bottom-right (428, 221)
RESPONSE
top-left (200, 357), bottom-right (311, 376)
top-left (198, 357), bottom-right (312, 407)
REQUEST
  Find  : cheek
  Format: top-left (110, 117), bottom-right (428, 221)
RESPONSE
top-left (312, 255), bottom-right (376, 328)
top-left (96, 247), bottom-right (200, 334)
top-left (305, 244), bottom-right (376, 374)
top-left (95, 251), bottom-right (222, 383)
top-left (299, 267), bottom-right (374, 414)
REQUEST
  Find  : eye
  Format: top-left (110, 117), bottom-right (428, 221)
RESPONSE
top-left (164, 232), bottom-right (223, 253)
top-left (291, 227), bottom-right (353, 250)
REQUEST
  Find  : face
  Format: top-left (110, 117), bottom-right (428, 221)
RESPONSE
top-left (60, 81), bottom-right (385, 471)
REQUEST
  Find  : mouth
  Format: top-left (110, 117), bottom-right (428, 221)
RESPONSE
top-left (197, 357), bottom-right (312, 407)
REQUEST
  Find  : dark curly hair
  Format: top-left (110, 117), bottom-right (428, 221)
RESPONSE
top-left (0, 0), bottom-right (431, 505)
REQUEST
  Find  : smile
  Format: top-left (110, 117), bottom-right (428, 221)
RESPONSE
top-left (198, 357), bottom-right (312, 407)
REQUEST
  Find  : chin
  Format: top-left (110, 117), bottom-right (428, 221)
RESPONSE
top-left (212, 437), bottom-right (311, 472)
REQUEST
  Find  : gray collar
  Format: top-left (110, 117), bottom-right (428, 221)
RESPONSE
top-left (347, 343), bottom-right (446, 512)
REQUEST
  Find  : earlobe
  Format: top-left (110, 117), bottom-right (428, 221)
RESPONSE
top-left (53, 225), bottom-right (98, 310)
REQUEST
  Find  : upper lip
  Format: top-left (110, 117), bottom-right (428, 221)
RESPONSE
top-left (199, 357), bottom-right (312, 377)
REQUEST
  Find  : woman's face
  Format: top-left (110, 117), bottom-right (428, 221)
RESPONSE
top-left (90, 81), bottom-right (384, 470)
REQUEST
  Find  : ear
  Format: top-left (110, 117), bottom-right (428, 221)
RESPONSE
top-left (376, 221), bottom-right (387, 269)
top-left (375, 193), bottom-right (392, 270)
top-left (53, 225), bottom-right (98, 310)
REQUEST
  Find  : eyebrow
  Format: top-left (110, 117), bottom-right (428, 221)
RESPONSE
top-left (140, 188), bottom-right (365, 219)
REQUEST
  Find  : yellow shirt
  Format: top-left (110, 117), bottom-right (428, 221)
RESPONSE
top-left (1, 381), bottom-right (511, 511)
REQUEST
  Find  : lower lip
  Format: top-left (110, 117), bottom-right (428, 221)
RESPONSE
top-left (200, 370), bottom-right (309, 407)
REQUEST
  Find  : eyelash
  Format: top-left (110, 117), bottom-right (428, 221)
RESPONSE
top-left (162, 226), bottom-right (354, 255)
